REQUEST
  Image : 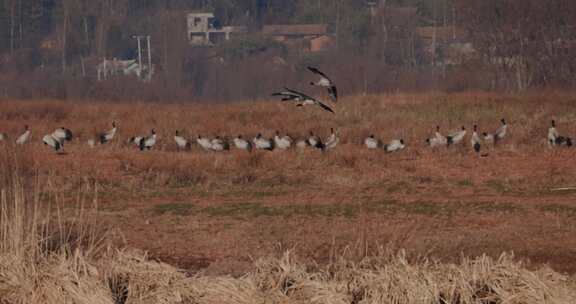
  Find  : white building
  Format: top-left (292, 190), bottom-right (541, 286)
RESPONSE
top-left (96, 58), bottom-right (154, 82)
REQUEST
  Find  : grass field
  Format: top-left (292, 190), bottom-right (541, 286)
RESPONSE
top-left (1, 92), bottom-right (576, 302)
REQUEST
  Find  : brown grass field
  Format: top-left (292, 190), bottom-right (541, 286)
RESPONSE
top-left (1, 91), bottom-right (576, 303)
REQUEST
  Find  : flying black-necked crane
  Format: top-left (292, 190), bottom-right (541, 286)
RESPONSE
top-left (307, 67), bottom-right (338, 102)
top-left (271, 89), bottom-right (303, 102)
top-left (272, 88), bottom-right (335, 114)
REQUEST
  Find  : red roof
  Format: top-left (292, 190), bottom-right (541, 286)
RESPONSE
top-left (416, 26), bottom-right (467, 41)
top-left (263, 24), bottom-right (328, 36)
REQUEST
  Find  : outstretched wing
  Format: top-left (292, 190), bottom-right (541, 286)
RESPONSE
top-left (283, 87), bottom-right (309, 98)
top-left (272, 93), bottom-right (299, 101)
top-left (282, 88), bottom-right (319, 103)
top-left (315, 99), bottom-right (335, 114)
top-left (271, 89), bottom-right (302, 101)
top-left (307, 66), bottom-right (331, 82)
top-left (309, 67), bottom-right (338, 101)
top-left (328, 85), bottom-right (338, 101)
top-left (279, 88), bottom-right (334, 114)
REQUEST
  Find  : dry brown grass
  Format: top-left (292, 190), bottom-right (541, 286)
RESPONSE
top-left (2, 180), bottom-right (576, 304)
top-left (0, 91), bottom-right (574, 148)
top-left (1, 165), bottom-right (576, 303)
top-left (1, 91), bottom-right (575, 202)
top-left (2, 91), bottom-right (576, 289)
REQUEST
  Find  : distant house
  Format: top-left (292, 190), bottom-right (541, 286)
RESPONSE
top-left (310, 35), bottom-right (336, 52)
top-left (263, 24), bottom-right (328, 41)
top-left (186, 12), bottom-right (334, 51)
top-left (415, 26), bottom-right (466, 44)
top-left (262, 24), bottom-right (334, 52)
top-left (187, 12), bottom-right (246, 46)
top-left (378, 6), bottom-right (418, 30)
top-left (415, 26), bottom-right (474, 65)
top-left (40, 38), bottom-right (58, 50)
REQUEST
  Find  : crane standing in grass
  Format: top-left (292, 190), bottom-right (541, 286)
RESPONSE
top-left (324, 128), bottom-right (339, 150)
top-left (365, 134), bottom-right (382, 149)
top-left (253, 134), bottom-right (274, 151)
top-left (99, 122), bottom-right (117, 144)
top-left (471, 125), bottom-right (481, 153)
top-left (15, 125), bottom-right (31, 145)
top-left (139, 129), bottom-right (157, 151)
top-left (42, 134), bottom-right (62, 152)
top-left (274, 131), bottom-right (293, 150)
top-left (52, 127), bottom-right (73, 145)
top-left (233, 135), bottom-right (252, 152)
top-left (174, 130), bottom-right (190, 151)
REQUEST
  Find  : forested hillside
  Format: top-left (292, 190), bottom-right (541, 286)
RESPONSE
top-left (0, 0), bottom-right (575, 101)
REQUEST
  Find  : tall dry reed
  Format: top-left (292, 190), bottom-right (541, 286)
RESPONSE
top-left (1, 160), bottom-right (575, 304)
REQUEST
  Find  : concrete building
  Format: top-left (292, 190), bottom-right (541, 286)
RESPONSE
top-left (187, 12), bottom-right (246, 46)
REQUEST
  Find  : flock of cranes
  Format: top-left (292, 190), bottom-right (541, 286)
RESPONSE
top-left (0, 67), bottom-right (572, 155)
top-left (126, 128), bottom-right (340, 152)
top-left (1, 118), bottom-right (573, 155)
top-left (422, 119), bottom-right (506, 154)
top-left (0, 124), bottom-right (73, 151)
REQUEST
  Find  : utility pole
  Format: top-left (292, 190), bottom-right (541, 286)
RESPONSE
top-left (335, 0), bottom-right (341, 51)
top-left (146, 35), bottom-right (152, 81)
top-left (133, 35), bottom-right (152, 81)
top-left (62, 3), bottom-right (68, 73)
top-left (452, 3), bottom-right (456, 40)
top-left (134, 36), bottom-right (143, 71)
top-left (432, 0), bottom-right (437, 68)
